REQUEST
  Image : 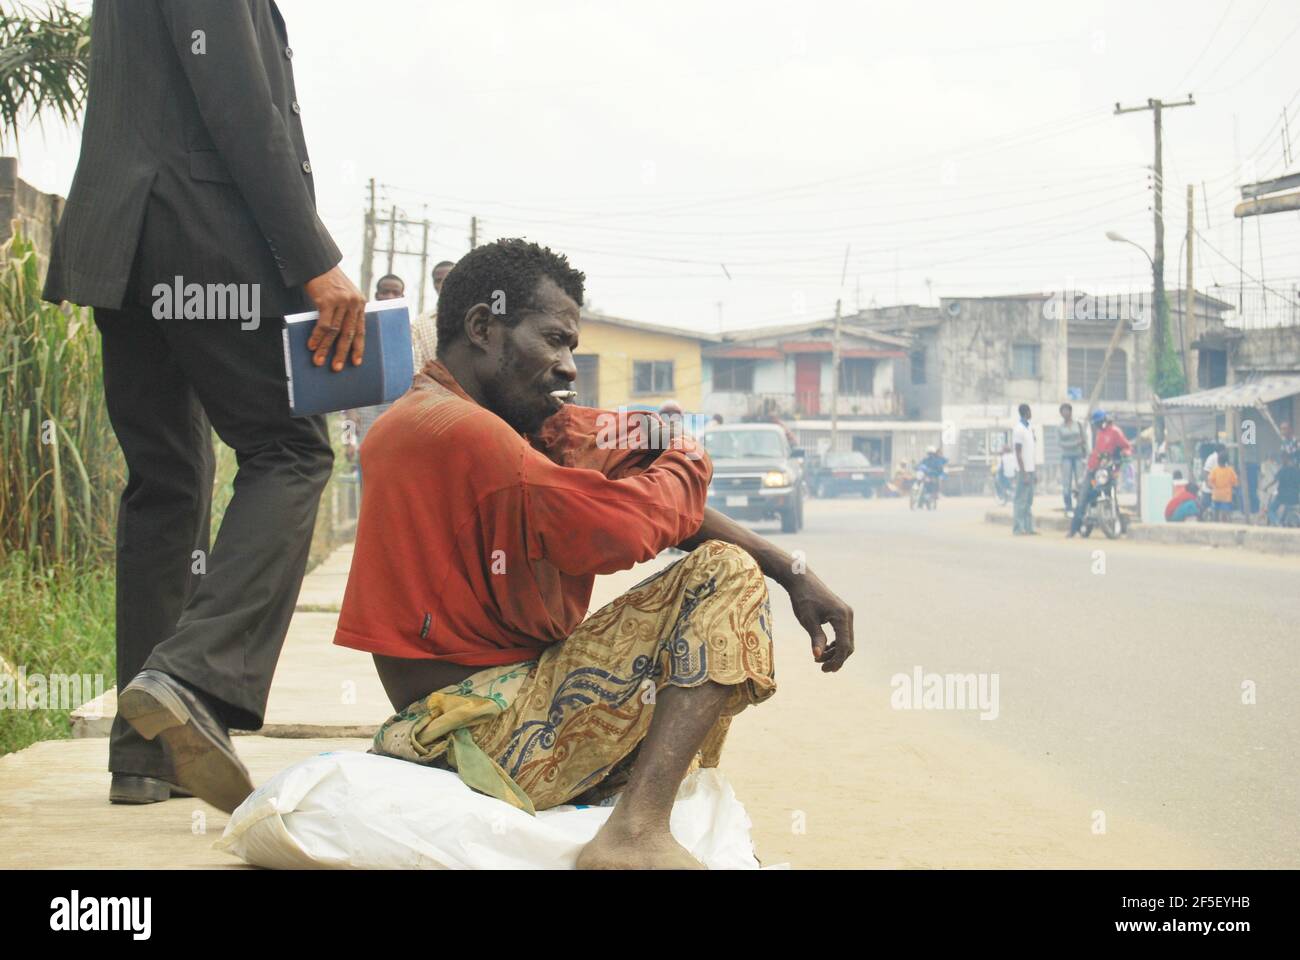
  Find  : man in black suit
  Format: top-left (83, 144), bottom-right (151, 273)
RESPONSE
top-left (43, 1), bottom-right (365, 812)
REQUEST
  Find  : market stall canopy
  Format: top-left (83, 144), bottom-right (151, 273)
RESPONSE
top-left (1156, 374), bottom-right (1300, 411)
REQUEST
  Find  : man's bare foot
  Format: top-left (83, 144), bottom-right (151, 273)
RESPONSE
top-left (576, 820), bottom-right (704, 870)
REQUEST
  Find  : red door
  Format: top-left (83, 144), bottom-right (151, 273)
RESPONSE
top-left (794, 355), bottom-right (821, 416)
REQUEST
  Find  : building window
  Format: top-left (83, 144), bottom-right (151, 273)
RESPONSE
top-left (910, 350), bottom-right (927, 385)
top-left (1011, 343), bottom-right (1041, 379)
top-left (712, 358), bottom-right (755, 392)
top-left (1068, 348), bottom-right (1127, 401)
top-left (839, 357), bottom-right (875, 395)
top-left (574, 354), bottom-right (599, 407)
top-left (1198, 349), bottom-right (1227, 389)
top-left (633, 360), bottom-right (674, 395)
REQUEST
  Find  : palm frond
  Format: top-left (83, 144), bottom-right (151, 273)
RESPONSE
top-left (0, 1), bottom-right (91, 145)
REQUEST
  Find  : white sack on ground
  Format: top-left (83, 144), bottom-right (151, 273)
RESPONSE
top-left (216, 750), bottom-right (761, 870)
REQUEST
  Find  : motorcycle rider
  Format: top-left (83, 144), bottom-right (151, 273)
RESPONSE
top-left (916, 445), bottom-right (948, 506)
top-left (1067, 409), bottom-right (1132, 538)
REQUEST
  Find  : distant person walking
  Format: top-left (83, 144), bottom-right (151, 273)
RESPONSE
top-left (1057, 402), bottom-right (1088, 513)
top-left (1011, 404), bottom-right (1037, 535)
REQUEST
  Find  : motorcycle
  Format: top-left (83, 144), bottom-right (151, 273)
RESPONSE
top-left (992, 465), bottom-right (1013, 505)
top-left (911, 469), bottom-right (941, 510)
top-left (1079, 454), bottom-right (1125, 539)
top-left (1197, 485), bottom-right (1216, 522)
top-left (1270, 501), bottom-right (1300, 528)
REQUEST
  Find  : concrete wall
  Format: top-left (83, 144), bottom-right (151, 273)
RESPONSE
top-left (935, 297), bottom-right (1069, 408)
top-left (0, 157), bottom-right (65, 278)
top-left (1233, 325), bottom-right (1300, 373)
top-left (896, 327), bottom-right (943, 420)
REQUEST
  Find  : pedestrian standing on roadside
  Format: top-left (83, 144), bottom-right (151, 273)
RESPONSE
top-left (1012, 404), bottom-right (1037, 535)
top-left (1208, 450), bottom-right (1239, 522)
top-left (1266, 454), bottom-right (1299, 526)
top-left (1057, 402), bottom-right (1088, 514)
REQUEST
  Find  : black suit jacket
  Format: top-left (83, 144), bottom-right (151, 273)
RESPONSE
top-left (43, 0), bottom-right (340, 315)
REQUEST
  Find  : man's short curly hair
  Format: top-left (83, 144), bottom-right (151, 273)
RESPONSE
top-left (436, 239), bottom-right (586, 354)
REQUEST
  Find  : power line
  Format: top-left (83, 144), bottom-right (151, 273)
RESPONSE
top-left (1171, 0), bottom-right (1237, 95)
top-left (1192, 0), bottom-right (1274, 91)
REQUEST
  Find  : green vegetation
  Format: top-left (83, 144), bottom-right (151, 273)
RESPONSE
top-left (0, 551), bottom-right (114, 754)
top-left (0, 231), bottom-right (123, 567)
top-left (0, 0), bottom-right (91, 146)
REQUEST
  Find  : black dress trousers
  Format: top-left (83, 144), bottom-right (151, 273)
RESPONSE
top-left (94, 305), bottom-right (333, 778)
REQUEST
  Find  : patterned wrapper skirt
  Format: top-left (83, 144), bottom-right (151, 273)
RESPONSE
top-left (372, 540), bottom-right (777, 811)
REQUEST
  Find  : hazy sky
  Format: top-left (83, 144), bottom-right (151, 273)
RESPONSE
top-left (10, 0), bottom-right (1300, 332)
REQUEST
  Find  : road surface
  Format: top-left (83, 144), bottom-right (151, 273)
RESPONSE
top-left (604, 494), bottom-right (1298, 868)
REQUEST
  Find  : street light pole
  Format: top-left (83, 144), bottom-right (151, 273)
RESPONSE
top-left (1106, 230), bottom-right (1154, 518)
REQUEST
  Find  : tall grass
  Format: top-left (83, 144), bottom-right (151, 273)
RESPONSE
top-left (0, 225), bottom-right (341, 756)
top-left (0, 229), bottom-right (122, 566)
top-left (0, 550), bottom-right (114, 754)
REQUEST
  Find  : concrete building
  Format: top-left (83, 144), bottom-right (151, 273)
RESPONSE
top-left (700, 316), bottom-right (942, 470)
top-left (573, 308), bottom-right (717, 411)
top-left (701, 318), bottom-right (913, 421)
top-left (852, 289), bottom-right (1237, 489)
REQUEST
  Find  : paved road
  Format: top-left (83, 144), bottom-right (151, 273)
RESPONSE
top-left (723, 493), bottom-right (1299, 867)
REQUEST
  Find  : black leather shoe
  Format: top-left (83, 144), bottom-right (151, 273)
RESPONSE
top-left (109, 774), bottom-right (169, 804)
top-left (117, 670), bottom-right (253, 814)
top-left (108, 775), bottom-right (195, 804)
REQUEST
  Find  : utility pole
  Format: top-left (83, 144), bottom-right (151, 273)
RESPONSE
top-left (829, 245), bottom-right (850, 452)
top-left (417, 218), bottom-right (430, 315)
top-left (1184, 185), bottom-right (1196, 389)
top-left (830, 297), bottom-right (843, 450)
top-left (360, 178), bottom-right (376, 296)
top-left (370, 199), bottom-right (433, 302)
top-left (386, 205), bottom-right (397, 276)
top-left (469, 216), bottom-right (478, 250)
top-left (1114, 95), bottom-right (1195, 403)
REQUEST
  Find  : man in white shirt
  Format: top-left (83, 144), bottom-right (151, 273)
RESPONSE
top-left (1203, 444), bottom-right (1224, 484)
top-left (1011, 403), bottom-right (1037, 534)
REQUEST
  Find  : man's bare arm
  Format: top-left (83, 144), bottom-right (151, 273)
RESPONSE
top-left (678, 507), bottom-right (854, 673)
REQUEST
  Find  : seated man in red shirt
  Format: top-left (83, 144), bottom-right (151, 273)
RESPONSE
top-left (334, 239), bottom-right (854, 869)
top-left (1165, 479), bottom-right (1200, 522)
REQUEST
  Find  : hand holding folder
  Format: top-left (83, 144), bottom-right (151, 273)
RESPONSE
top-left (282, 298), bottom-right (415, 417)
top-left (302, 265), bottom-right (368, 372)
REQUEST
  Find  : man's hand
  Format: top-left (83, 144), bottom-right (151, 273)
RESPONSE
top-left (784, 568), bottom-right (854, 672)
top-left (679, 507), bottom-right (855, 673)
top-left (304, 266), bottom-right (366, 372)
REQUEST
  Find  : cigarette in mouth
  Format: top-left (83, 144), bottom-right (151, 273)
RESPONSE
top-left (550, 390), bottom-right (577, 401)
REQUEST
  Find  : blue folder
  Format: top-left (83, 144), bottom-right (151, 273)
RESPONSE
top-left (282, 298), bottom-right (414, 417)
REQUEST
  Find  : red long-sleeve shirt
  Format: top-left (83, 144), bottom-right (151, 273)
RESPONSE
top-left (1164, 485), bottom-right (1197, 520)
top-left (1087, 423), bottom-right (1133, 471)
top-left (334, 362), bottom-right (711, 664)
